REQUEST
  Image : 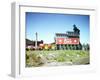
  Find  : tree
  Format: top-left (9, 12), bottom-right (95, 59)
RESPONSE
top-left (86, 44), bottom-right (90, 51)
top-left (82, 43), bottom-right (89, 51)
top-left (44, 44), bottom-right (48, 50)
top-left (67, 45), bottom-right (70, 50)
top-left (77, 44), bottom-right (81, 50)
top-left (51, 44), bottom-right (56, 50)
top-left (82, 43), bottom-right (85, 50)
top-left (70, 45), bottom-right (73, 50)
top-left (73, 45), bottom-right (77, 50)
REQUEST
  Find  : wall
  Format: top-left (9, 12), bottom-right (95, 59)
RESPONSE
top-left (0, 0), bottom-right (100, 80)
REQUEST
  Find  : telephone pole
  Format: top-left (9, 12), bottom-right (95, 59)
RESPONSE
top-left (35, 32), bottom-right (38, 50)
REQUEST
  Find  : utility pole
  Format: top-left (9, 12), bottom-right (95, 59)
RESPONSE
top-left (35, 32), bottom-right (38, 50)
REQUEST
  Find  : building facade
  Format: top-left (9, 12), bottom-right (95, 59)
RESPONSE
top-left (55, 25), bottom-right (82, 50)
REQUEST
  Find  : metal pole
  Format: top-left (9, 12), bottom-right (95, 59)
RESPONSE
top-left (35, 32), bottom-right (38, 50)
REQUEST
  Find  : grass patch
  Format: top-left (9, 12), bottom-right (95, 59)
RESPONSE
top-left (26, 50), bottom-right (89, 67)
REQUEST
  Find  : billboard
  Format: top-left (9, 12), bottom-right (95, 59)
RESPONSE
top-left (56, 38), bottom-right (79, 44)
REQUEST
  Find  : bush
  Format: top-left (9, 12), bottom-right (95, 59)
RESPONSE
top-left (26, 48), bottom-right (29, 51)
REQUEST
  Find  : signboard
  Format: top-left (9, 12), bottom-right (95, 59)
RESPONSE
top-left (56, 38), bottom-right (79, 44)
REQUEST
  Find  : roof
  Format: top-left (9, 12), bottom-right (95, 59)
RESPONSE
top-left (55, 33), bottom-right (67, 37)
top-left (66, 31), bottom-right (79, 37)
top-left (55, 31), bottom-right (79, 38)
top-left (26, 39), bottom-right (43, 46)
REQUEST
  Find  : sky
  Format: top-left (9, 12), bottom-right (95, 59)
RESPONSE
top-left (26, 12), bottom-right (90, 44)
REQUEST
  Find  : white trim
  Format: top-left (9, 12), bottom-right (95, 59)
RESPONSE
top-left (11, 2), bottom-right (20, 77)
top-left (11, 2), bottom-right (97, 78)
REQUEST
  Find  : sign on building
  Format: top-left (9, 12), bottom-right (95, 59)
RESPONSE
top-left (56, 38), bottom-right (79, 44)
